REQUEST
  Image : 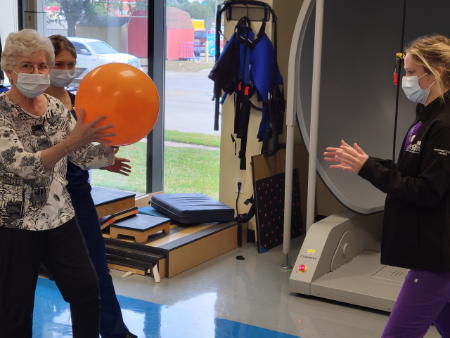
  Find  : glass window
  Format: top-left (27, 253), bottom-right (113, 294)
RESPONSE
top-left (86, 41), bottom-right (118, 55)
top-left (71, 42), bottom-right (91, 55)
top-left (0, 1), bottom-right (19, 87)
top-left (164, 9), bottom-right (221, 200)
top-left (44, 1), bottom-right (151, 195)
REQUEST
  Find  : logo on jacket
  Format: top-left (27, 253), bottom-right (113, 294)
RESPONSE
top-left (406, 141), bottom-right (421, 154)
top-left (435, 148), bottom-right (449, 156)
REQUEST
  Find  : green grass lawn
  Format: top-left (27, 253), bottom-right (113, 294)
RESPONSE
top-left (166, 60), bottom-right (213, 72)
top-left (164, 130), bottom-right (220, 148)
top-left (164, 146), bottom-right (220, 199)
top-left (90, 140), bottom-right (220, 200)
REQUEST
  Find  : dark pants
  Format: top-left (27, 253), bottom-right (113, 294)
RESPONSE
top-left (382, 269), bottom-right (450, 337)
top-left (0, 218), bottom-right (100, 338)
top-left (68, 184), bottom-right (130, 338)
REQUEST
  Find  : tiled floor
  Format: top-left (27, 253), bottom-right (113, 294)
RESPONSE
top-left (33, 236), bottom-right (441, 337)
top-left (33, 278), bottom-right (297, 338)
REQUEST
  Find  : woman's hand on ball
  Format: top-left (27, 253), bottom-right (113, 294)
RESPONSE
top-left (66, 108), bottom-right (116, 151)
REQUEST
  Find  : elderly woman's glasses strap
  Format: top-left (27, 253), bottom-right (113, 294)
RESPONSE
top-left (15, 64), bottom-right (49, 73)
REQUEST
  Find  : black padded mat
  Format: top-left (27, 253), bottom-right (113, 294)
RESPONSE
top-left (111, 214), bottom-right (170, 231)
top-left (151, 193), bottom-right (234, 224)
top-left (139, 206), bottom-right (175, 224)
top-left (105, 244), bottom-right (164, 264)
top-left (254, 169), bottom-right (303, 253)
top-left (91, 186), bottom-right (136, 207)
top-left (105, 253), bottom-right (154, 270)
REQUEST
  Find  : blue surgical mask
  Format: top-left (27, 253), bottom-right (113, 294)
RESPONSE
top-left (12, 70), bottom-right (50, 98)
top-left (402, 73), bottom-right (435, 104)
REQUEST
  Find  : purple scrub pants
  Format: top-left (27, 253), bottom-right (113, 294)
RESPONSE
top-left (382, 269), bottom-right (450, 338)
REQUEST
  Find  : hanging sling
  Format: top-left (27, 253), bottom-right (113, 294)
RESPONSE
top-left (249, 21), bottom-right (285, 156)
top-left (235, 17), bottom-right (254, 169)
top-left (209, 1), bottom-right (285, 169)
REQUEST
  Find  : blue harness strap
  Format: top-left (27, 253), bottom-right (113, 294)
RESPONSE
top-left (234, 20), bottom-right (254, 170)
top-left (209, 12), bottom-right (285, 169)
top-left (250, 21), bottom-right (285, 157)
top-left (251, 29), bottom-right (283, 135)
top-left (234, 25), bottom-right (254, 137)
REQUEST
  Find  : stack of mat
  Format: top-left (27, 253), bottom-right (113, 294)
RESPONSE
top-left (92, 187), bottom-right (168, 279)
top-left (93, 191), bottom-right (241, 279)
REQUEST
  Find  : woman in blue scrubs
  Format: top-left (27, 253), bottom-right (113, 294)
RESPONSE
top-left (45, 35), bottom-right (136, 338)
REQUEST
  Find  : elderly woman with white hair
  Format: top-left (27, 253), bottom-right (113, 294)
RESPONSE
top-left (0, 29), bottom-right (116, 337)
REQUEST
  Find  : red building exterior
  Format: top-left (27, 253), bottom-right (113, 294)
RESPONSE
top-left (127, 7), bottom-right (193, 60)
top-left (166, 7), bottom-right (194, 60)
top-left (128, 10), bottom-right (148, 58)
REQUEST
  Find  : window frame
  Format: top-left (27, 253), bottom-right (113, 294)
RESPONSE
top-left (18, 0), bottom-right (166, 195)
top-left (146, 0), bottom-right (165, 193)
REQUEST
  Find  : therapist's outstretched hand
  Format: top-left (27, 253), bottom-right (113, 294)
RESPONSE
top-left (324, 140), bottom-right (369, 174)
top-left (105, 157), bottom-right (132, 176)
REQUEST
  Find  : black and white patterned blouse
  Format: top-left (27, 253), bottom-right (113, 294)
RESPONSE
top-left (0, 92), bottom-right (113, 231)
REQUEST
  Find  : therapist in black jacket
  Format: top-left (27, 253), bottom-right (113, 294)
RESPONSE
top-left (325, 35), bottom-right (450, 338)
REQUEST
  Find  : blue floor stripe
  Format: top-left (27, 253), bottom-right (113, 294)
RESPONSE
top-left (33, 278), bottom-right (299, 338)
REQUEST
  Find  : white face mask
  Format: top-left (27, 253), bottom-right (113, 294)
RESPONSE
top-left (49, 69), bottom-right (76, 88)
top-left (402, 73), bottom-right (436, 104)
top-left (12, 70), bottom-right (50, 98)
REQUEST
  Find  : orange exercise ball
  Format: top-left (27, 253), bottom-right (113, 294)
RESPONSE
top-left (75, 63), bottom-right (159, 146)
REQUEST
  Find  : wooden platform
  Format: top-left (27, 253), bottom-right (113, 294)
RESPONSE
top-left (91, 186), bottom-right (136, 218)
top-left (104, 221), bottom-right (244, 278)
top-left (110, 214), bottom-right (171, 243)
top-left (92, 188), bottom-right (245, 279)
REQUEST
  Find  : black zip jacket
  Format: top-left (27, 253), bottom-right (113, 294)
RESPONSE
top-left (359, 93), bottom-right (450, 271)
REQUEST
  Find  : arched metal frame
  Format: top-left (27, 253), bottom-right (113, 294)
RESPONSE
top-left (284, 0), bottom-right (450, 258)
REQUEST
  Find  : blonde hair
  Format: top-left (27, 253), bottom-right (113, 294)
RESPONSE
top-left (1, 29), bottom-right (55, 71)
top-left (406, 35), bottom-right (450, 102)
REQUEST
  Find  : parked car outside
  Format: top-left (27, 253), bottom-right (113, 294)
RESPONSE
top-left (67, 37), bottom-right (143, 82)
top-left (193, 29), bottom-right (224, 57)
top-left (193, 29), bottom-right (207, 56)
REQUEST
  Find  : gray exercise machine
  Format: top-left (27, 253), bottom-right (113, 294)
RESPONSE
top-left (284, 0), bottom-right (450, 312)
